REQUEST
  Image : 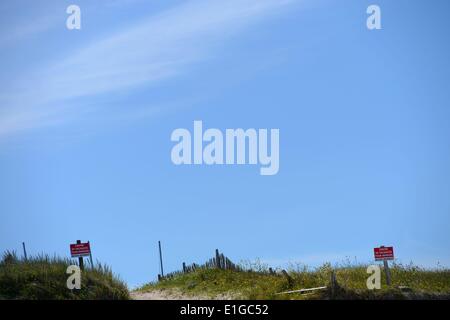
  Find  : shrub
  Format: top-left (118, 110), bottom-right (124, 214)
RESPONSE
top-left (0, 250), bottom-right (129, 300)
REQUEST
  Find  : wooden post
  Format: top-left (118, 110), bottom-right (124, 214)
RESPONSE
top-left (76, 240), bottom-right (84, 271)
top-left (183, 262), bottom-right (186, 273)
top-left (215, 249), bottom-right (220, 269)
top-left (383, 260), bottom-right (392, 286)
top-left (158, 241), bottom-right (164, 277)
top-left (330, 270), bottom-right (337, 299)
top-left (88, 241), bottom-right (94, 268)
top-left (281, 270), bottom-right (293, 288)
top-left (22, 242), bottom-right (28, 261)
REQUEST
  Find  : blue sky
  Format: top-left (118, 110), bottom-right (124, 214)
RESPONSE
top-left (0, 0), bottom-right (449, 288)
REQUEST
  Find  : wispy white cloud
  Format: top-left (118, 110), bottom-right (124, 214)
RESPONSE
top-left (0, 1), bottom-right (62, 46)
top-left (0, 0), bottom-right (299, 139)
top-left (0, 15), bottom-right (57, 45)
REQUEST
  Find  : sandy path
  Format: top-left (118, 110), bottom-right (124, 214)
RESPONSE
top-left (131, 289), bottom-right (202, 300)
top-left (131, 289), bottom-right (235, 300)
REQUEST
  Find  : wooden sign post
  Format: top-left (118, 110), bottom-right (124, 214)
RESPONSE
top-left (383, 260), bottom-right (392, 286)
top-left (76, 240), bottom-right (84, 270)
top-left (374, 246), bottom-right (394, 286)
top-left (70, 240), bottom-right (92, 271)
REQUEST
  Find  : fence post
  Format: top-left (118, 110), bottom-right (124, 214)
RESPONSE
top-left (330, 270), bottom-right (337, 299)
top-left (158, 241), bottom-right (164, 277)
top-left (281, 270), bottom-right (293, 288)
top-left (22, 242), bottom-right (28, 261)
top-left (215, 249), bottom-right (220, 269)
top-left (88, 241), bottom-right (94, 268)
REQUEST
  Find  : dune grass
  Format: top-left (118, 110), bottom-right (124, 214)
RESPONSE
top-left (137, 261), bottom-right (450, 300)
top-left (0, 250), bottom-right (129, 300)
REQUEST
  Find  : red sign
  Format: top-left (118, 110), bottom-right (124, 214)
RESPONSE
top-left (374, 246), bottom-right (394, 261)
top-left (70, 242), bottom-right (91, 258)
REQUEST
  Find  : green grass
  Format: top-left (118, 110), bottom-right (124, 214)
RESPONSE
top-left (0, 251), bottom-right (129, 300)
top-left (137, 262), bottom-right (450, 300)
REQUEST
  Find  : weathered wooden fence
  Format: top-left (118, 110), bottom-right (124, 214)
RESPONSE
top-left (159, 249), bottom-right (242, 281)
